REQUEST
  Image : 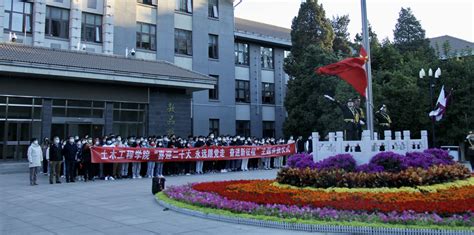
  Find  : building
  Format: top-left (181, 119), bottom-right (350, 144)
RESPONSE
top-left (429, 35), bottom-right (474, 59)
top-left (0, 0), bottom-right (291, 161)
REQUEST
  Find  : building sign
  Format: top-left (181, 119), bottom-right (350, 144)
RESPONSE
top-left (91, 143), bottom-right (296, 163)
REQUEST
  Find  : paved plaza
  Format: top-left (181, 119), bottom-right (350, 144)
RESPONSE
top-left (0, 169), bottom-right (352, 235)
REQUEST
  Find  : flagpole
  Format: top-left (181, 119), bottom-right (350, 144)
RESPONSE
top-left (361, 0), bottom-right (374, 140)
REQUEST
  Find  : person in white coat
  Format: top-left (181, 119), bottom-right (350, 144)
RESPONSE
top-left (28, 138), bottom-right (43, 186)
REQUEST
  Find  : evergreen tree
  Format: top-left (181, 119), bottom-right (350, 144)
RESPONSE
top-left (289, 0), bottom-right (334, 58)
top-left (393, 7), bottom-right (429, 53)
top-left (283, 0), bottom-right (340, 138)
top-left (331, 15), bottom-right (352, 57)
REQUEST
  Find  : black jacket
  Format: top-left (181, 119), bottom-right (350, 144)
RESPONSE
top-left (296, 139), bottom-right (305, 153)
top-left (62, 143), bottom-right (78, 161)
top-left (81, 144), bottom-right (92, 163)
top-left (194, 140), bottom-right (205, 148)
top-left (49, 144), bottom-right (63, 161)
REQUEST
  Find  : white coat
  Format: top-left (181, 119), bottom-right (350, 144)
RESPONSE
top-left (27, 143), bottom-right (43, 168)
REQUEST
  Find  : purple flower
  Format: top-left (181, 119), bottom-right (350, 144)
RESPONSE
top-left (287, 153), bottom-right (316, 169)
top-left (356, 163), bottom-right (385, 173)
top-left (315, 154), bottom-right (357, 172)
top-left (369, 152), bottom-right (407, 172)
top-left (423, 148), bottom-right (454, 165)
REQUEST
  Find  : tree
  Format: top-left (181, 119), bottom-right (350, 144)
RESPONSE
top-left (393, 7), bottom-right (429, 53)
top-left (442, 40), bottom-right (452, 58)
top-left (331, 15), bottom-right (351, 57)
top-left (283, 0), bottom-right (341, 138)
top-left (289, 0), bottom-right (334, 58)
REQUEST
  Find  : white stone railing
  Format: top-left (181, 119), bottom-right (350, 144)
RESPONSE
top-left (311, 130), bottom-right (429, 165)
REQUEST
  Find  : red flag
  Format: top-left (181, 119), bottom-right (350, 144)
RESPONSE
top-left (316, 47), bottom-right (368, 97)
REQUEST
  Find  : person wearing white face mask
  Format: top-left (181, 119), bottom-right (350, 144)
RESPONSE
top-left (286, 136), bottom-right (296, 167)
top-left (194, 137), bottom-right (205, 174)
top-left (154, 138), bottom-right (165, 177)
top-left (112, 136), bottom-right (123, 179)
top-left (28, 138), bottom-right (43, 186)
top-left (131, 139), bottom-right (142, 179)
top-left (103, 138), bottom-right (115, 180)
top-left (63, 137), bottom-right (79, 183)
top-left (46, 136), bottom-right (63, 184)
top-left (121, 137), bottom-right (133, 178)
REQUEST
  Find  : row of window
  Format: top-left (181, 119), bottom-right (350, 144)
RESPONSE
top-left (210, 80), bottom-right (275, 104)
top-left (4, 3), bottom-right (275, 67)
top-left (210, 120), bottom-right (275, 138)
top-left (137, 0), bottom-right (219, 19)
top-left (235, 42), bottom-right (275, 69)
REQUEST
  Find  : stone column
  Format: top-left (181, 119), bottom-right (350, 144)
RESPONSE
top-left (41, 99), bottom-right (52, 139)
top-left (69, 0), bottom-right (82, 50)
top-left (0, 0), bottom-right (4, 42)
top-left (33, 0), bottom-right (46, 47)
top-left (102, 0), bottom-right (114, 54)
top-left (156, 0), bottom-right (174, 61)
top-left (312, 132), bottom-right (319, 162)
top-left (104, 102), bottom-right (114, 135)
top-left (249, 44), bottom-right (263, 138)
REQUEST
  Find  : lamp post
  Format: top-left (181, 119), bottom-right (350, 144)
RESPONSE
top-left (419, 67), bottom-right (441, 147)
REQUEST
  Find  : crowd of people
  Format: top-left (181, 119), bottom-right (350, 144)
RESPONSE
top-left (27, 133), bottom-right (314, 186)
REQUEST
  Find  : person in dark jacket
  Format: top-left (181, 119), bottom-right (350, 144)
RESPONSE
top-left (296, 136), bottom-right (305, 153)
top-left (81, 138), bottom-right (93, 182)
top-left (325, 95), bottom-right (358, 140)
top-left (47, 136), bottom-right (63, 184)
top-left (62, 136), bottom-right (78, 183)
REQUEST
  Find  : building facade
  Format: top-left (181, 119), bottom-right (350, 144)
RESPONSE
top-left (0, 0), bottom-right (290, 161)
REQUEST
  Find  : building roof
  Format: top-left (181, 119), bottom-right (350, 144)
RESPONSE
top-left (0, 43), bottom-right (216, 90)
top-left (235, 18), bottom-right (291, 47)
top-left (429, 35), bottom-right (474, 58)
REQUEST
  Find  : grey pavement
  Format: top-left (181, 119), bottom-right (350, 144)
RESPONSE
top-left (0, 169), bottom-right (349, 235)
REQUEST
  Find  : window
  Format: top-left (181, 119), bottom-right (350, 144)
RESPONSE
top-left (175, 29), bottom-right (192, 55)
top-left (236, 121), bottom-right (250, 137)
top-left (208, 0), bottom-right (218, 18)
top-left (113, 102), bottom-right (147, 137)
top-left (176, 0), bottom-right (192, 13)
top-left (208, 75), bottom-right (219, 100)
top-left (235, 80), bottom-right (250, 103)
top-left (263, 121), bottom-right (275, 138)
top-left (137, 0), bottom-right (157, 6)
top-left (52, 99), bottom-right (104, 119)
top-left (87, 0), bottom-right (97, 9)
top-left (262, 83), bottom-right (275, 104)
top-left (45, 6), bottom-right (70, 39)
top-left (208, 34), bottom-right (218, 59)
top-left (136, 22), bottom-right (156, 50)
top-left (81, 13), bottom-right (102, 43)
top-left (235, 42), bottom-right (249, 65)
top-left (4, 0), bottom-right (33, 33)
top-left (261, 47), bottom-right (274, 69)
top-left (209, 119), bottom-right (219, 136)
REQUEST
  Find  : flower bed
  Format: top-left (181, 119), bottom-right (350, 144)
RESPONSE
top-left (191, 179), bottom-right (474, 215)
top-left (157, 148), bottom-right (473, 232)
top-left (161, 180), bottom-right (474, 230)
top-left (279, 149), bottom-right (470, 188)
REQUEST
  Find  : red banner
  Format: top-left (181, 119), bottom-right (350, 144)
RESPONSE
top-left (91, 144), bottom-right (296, 163)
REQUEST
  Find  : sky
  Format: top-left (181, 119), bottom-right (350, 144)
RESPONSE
top-left (234, 0), bottom-right (474, 42)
